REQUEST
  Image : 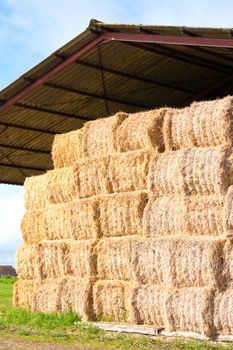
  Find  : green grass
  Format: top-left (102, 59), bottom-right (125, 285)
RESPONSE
top-left (0, 277), bottom-right (232, 349)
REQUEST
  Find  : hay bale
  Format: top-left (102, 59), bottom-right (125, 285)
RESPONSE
top-left (24, 174), bottom-right (48, 210)
top-left (45, 197), bottom-right (100, 241)
top-left (165, 287), bottom-right (214, 336)
top-left (46, 167), bottom-right (76, 205)
top-left (214, 289), bottom-right (233, 335)
top-left (143, 195), bottom-right (224, 237)
top-left (93, 280), bottom-right (131, 322)
top-left (143, 196), bottom-right (187, 237)
top-left (21, 210), bottom-right (45, 244)
top-left (187, 195), bottom-right (224, 236)
top-left (130, 285), bottom-right (167, 326)
top-left (33, 277), bottom-right (93, 320)
top-left (222, 239), bottom-right (233, 289)
top-left (16, 244), bottom-right (40, 280)
top-left (74, 156), bottom-right (111, 198)
top-left (163, 96), bottom-right (233, 150)
top-left (132, 237), bottom-right (223, 288)
top-left (148, 147), bottom-right (230, 196)
top-left (52, 129), bottom-right (83, 168)
top-left (59, 277), bottom-right (94, 320)
top-left (70, 240), bottom-right (97, 278)
top-left (117, 109), bottom-right (167, 152)
top-left (13, 279), bottom-right (37, 310)
top-left (82, 112), bottom-right (127, 158)
top-left (109, 149), bottom-right (156, 193)
top-left (99, 191), bottom-right (148, 238)
top-left (96, 237), bottom-right (135, 281)
top-left (24, 167), bottom-right (76, 210)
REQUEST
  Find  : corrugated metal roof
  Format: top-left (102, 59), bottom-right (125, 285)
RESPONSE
top-left (1, 19), bottom-right (233, 185)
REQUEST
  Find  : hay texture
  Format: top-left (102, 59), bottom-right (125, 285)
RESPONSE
top-left (52, 129), bottom-right (83, 168)
top-left (117, 108), bottom-right (167, 152)
top-left (44, 197), bottom-right (99, 241)
top-left (21, 210), bottom-right (45, 244)
top-left (214, 289), bottom-right (233, 335)
top-left (82, 112), bottom-right (127, 158)
top-left (132, 237), bottom-right (223, 288)
top-left (223, 185), bottom-right (233, 235)
top-left (143, 195), bottom-right (224, 237)
top-left (187, 195), bottom-right (224, 236)
top-left (96, 237), bottom-right (135, 281)
top-left (109, 149), bottom-right (156, 193)
top-left (222, 239), bottom-right (233, 288)
top-left (24, 174), bottom-right (47, 210)
top-left (163, 96), bottom-right (233, 150)
top-left (130, 285), bottom-right (167, 326)
top-left (13, 279), bottom-right (37, 310)
top-left (143, 196), bottom-right (187, 237)
top-left (16, 240), bottom-right (97, 280)
top-left (93, 280), bottom-right (131, 322)
top-left (24, 167), bottom-right (76, 210)
top-left (74, 156), bottom-right (111, 198)
top-left (165, 287), bottom-right (214, 336)
top-left (99, 191), bottom-right (148, 238)
top-left (148, 147), bottom-right (230, 196)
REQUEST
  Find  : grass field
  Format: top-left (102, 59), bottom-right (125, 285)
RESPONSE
top-left (0, 277), bottom-right (232, 349)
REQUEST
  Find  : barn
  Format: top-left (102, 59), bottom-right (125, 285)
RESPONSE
top-left (1, 20), bottom-right (233, 339)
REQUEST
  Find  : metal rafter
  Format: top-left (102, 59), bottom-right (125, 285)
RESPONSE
top-left (0, 143), bottom-right (50, 154)
top-left (0, 120), bottom-right (58, 135)
top-left (125, 42), bottom-right (231, 74)
top-left (55, 53), bottom-right (195, 94)
top-left (0, 163), bottom-right (47, 171)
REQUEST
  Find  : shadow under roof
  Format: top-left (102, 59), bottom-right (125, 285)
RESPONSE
top-left (1, 19), bottom-right (233, 185)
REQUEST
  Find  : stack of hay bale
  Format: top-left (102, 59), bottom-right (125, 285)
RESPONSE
top-left (14, 95), bottom-right (233, 338)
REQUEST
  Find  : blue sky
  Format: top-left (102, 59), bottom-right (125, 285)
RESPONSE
top-left (0, 0), bottom-right (233, 265)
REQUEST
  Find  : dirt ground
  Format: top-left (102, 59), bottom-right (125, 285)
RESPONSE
top-left (0, 338), bottom-right (104, 350)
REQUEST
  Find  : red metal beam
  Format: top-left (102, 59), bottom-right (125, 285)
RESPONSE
top-left (103, 32), bottom-right (233, 48)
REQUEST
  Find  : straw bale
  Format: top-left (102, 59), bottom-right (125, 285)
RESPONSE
top-left (99, 191), bottom-right (148, 238)
top-left (16, 244), bottom-right (40, 280)
top-left (74, 156), bottom-right (111, 198)
top-left (52, 128), bottom-right (83, 168)
top-left (130, 285), bottom-right (167, 326)
top-left (45, 197), bottom-right (100, 241)
top-left (109, 149), bottom-right (156, 193)
top-left (222, 239), bottom-right (233, 289)
top-left (148, 147), bottom-right (229, 196)
top-left (13, 279), bottom-right (37, 310)
top-left (187, 195), bottom-right (224, 236)
top-left (117, 108), bottom-right (167, 152)
top-left (59, 277), bottom-right (93, 320)
top-left (46, 167), bottom-right (76, 205)
top-left (165, 287), bottom-right (214, 336)
top-left (38, 241), bottom-right (71, 280)
top-left (163, 96), bottom-right (233, 150)
top-left (96, 237), bottom-right (136, 281)
top-left (70, 240), bottom-right (97, 278)
top-left (93, 280), bottom-right (131, 322)
top-left (24, 174), bottom-right (48, 210)
top-left (33, 278), bottom-right (64, 313)
top-left (223, 185), bottom-right (233, 235)
top-left (143, 196), bottom-right (187, 237)
top-left (21, 210), bottom-right (45, 244)
top-left (132, 237), bottom-right (223, 288)
top-left (214, 289), bottom-right (233, 335)
top-left (24, 167), bottom-right (76, 210)
top-left (82, 112), bottom-right (127, 158)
